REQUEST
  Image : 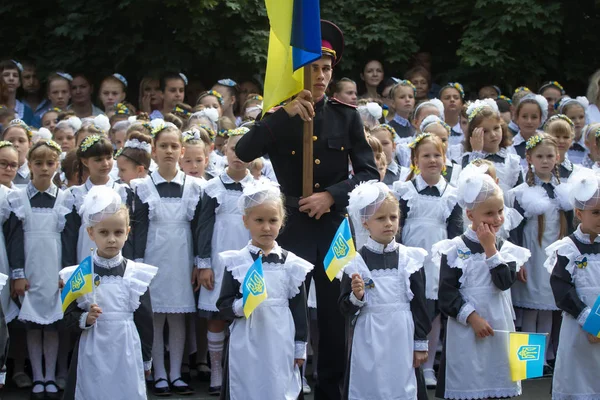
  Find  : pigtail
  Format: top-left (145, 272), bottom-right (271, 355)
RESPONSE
top-left (526, 163), bottom-right (545, 245)
top-left (553, 164), bottom-right (568, 240)
top-left (405, 148), bottom-right (417, 181)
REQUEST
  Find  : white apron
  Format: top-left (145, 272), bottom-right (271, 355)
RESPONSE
top-left (546, 238), bottom-right (600, 399)
top-left (348, 250), bottom-right (423, 400)
top-left (224, 248), bottom-right (312, 400)
top-left (0, 187), bottom-right (18, 322)
top-left (395, 181), bottom-right (458, 300)
top-left (441, 239), bottom-right (523, 399)
top-left (198, 179), bottom-right (250, 312)
top-left (61, 261), bottom-right (157, 400)
top-left (508, 184), bottom-right (562, 310)
top-left (140, 178), bottom-right (197, 313)
top-left (15, 188), bottom-right (69, 325)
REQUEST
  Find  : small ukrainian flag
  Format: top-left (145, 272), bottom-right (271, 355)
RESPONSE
top-left (324, 217), bottom-right (356, 281)
top-left (583, 295), bottom-right (600, 338)
top-left (508, 332), bottom-right (546, 381)
top-left (61, 256), bottom-right (94, 312)
top-left (242, 255), bottom-right (268, 318)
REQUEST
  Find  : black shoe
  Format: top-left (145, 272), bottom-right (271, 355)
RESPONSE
top-left (30, 382), bottom-right (45, 400)
top-left (209, 385), bottom-right (221, 396)
top-left (196, 362), bottom-right (211, 382)
top-left (44, 381), bottom-right (61, 400)
top-left (153, 378), bottom-right (172, 397)
top-left (170, 378), bottom-right (194, 395)
top-left (543, 364), bottom-right (554, 377)
top-left (181, 363), bottom-right (191, 382)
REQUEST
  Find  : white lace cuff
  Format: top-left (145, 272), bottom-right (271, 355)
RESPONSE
top-left (294, 341), bottom-right (307, 360)
top-left (134, 258), bottom-right (144, 263)
top-left (79, 313), bottom-right (94, 330)
top-left (143, 360), bottom-right (152, 371)
top-left (458, 303), bottom-right (476, 326)
top-left (349, 292), bottom-right (366, 307)
top-left (233, 299), bottom-right (244, 317)
top-left (485, 252), bottom-right (502, 270)
top-left (414, 340), bottom-right (429, 351)
top-left (577, 307), bottom-right (591, 327)
top-left (11, 269), bottom-right (25, 279)
top-left (197, 257), bottom-right (211, 270)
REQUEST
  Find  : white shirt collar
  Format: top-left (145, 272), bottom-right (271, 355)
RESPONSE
top-left (464, 227), bottom-right (480, 243)
top-left (574, 225), bottom-right (600, 244)
top-left (17, 160), bottom-right (29, 179)
top-left (93, 251), bottom-right (124, 269)
top-left (512, 133), bottom-right (525, 146)
top-left (533, 174), bottom-right (559, 187)
top-left (220, 171), bottom-right (253, 185)
top-left (85, 176), bottom-right (116, 191)
top-left (387, 160), bottom-right (400, 175)
top-left (415, 174), bottom-right (447, 193)
top-left (247, 241), bottom-right (283, 257)
top-left (393, 115), bottom-right (410, 127)
top-left (26, 181), bottom-right (58, 199)
top-left (364, 237), bottom-right (399, 253)
top-left (151, 169), bottom-right (185, 185)
top-left (452, 122), bottom-right (463, 134)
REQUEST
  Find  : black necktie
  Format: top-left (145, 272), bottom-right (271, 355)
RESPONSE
top-left (542, 182), bottom-right (555, 199)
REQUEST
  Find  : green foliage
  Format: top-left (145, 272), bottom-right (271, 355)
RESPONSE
top-left (1, 0), bottom-right (598, 96)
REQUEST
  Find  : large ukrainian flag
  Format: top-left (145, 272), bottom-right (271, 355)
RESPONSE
top-left (243, 255), bottom-right (268, 318)
top-left (508, 332), bottom-right (546, 381)
top-left (263, 0), bottom-right (322, 114)
top-left (61, 256), bottom-right (94, 312)
top-left (324, 217), bottom-right (356, 281)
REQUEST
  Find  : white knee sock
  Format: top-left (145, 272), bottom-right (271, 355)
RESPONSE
top-left (27, 330), bottom-right (44, 393)
top-left (424, 315), bottom-right (441, 372)
top-left (167, 314), bottom-right (186, 385)
top-left (152, 313), bottom-right (168, 388)
top-left (43, 330), bottom-right (59, 389)
top-left (207, 330), bottom-right (225, 387)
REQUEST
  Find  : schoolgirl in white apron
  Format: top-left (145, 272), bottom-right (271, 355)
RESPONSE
top-left (0, 185), bottom-right (19, 323)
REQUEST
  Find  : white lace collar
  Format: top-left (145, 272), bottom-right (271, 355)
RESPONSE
top-left (151, 169), bottom-right (185, 185)
top-left (561, 156), bottom-right (573, 172)
top-left (220, 171), bottom-right (253, 185)
top-left (85, 176), bottom-right (115, 191)
top-left (533, 174), bottom-right (559, 187)
top-left (93, 251), bottom-right (124, 269)
top-left (364, 237), bottom-right (399, 253)
top-left (574, 225), bottom-right (600, 244)
top-left (415, 174), bottom-right (447, 193)
top-left (464, 227), bottom-right (480, 243)
top-left (387, 160), bottom-right (400, 175)
top-left (247, 241), bottom-right (283, 257)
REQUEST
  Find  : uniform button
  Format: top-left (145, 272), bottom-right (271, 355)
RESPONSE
top-left (291, 151), bottom-right (295, 155)
top-left (315, 159), bottom-right (321, 165)
top-left (312, 136), bottom-right (317, 142)
top-left (314, 183), bottom-right (320, 189)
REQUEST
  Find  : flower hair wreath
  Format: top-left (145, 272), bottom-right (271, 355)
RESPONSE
top-left (408, 133), bottom-right (431, 149)
top-left (525, 134), bottom-right (544, 151)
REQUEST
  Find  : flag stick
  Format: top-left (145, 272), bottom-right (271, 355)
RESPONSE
top-left (302, 66), bottom-right (314, 197)
top-left (90, 248), bottom-right (97, 305)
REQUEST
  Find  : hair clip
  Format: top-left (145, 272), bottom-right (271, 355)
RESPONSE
top-left (217, 78), bottom-right (238, 87)
top-left (112, 73), bottom-right (128, 87)
top-left (56, 72), bottom-right (73, 81)
top-left (80, 135), bottom-right (103, 152)
top-left (179, 73), bottom-right (188, 85)
top-left (408, 133), bottom-right (431, 149)
top-left (525, 134), bottom-right (544, 150)
top-left (11, 60), bottom-right (23, 72)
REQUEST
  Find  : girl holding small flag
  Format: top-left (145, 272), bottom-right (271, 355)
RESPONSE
top-left (217, 180), bottom-right (313, 400)
top-left (5, 139), bottom-right (75, 399)
top-left (61, 185), bottom-right (157, 400)
top-left (546, 169), bottom-right (600, 399)
top-left (339, 181), bottom-right (430, 400)
top-left (435, 164), bottom-right (531, 399)
top-left (196, 127), bottom-right (253, 395)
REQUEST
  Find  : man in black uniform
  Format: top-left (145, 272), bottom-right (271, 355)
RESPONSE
top-left (235, 21), bottom-right (379, 400)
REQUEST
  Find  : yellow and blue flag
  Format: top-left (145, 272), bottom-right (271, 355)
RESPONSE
top-left (324, 217), bottom-right (356, 281)
top-left (242, 255), bottom-right (268, 318)
top-left (61, 256), bottom-right (94, 312)
top-left (508, 332), bottom-right (546, 381)
top-left (263, 0), bottom-right (322, 114)
top-left (583, 295), bottom-right (600, 338)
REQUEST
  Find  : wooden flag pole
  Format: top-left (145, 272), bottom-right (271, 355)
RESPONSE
top-left (302, 66), bottom-right (314, 197)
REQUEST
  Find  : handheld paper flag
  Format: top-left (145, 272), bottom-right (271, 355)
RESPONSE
top-left (324, 217), bottom-right (356, 281)
top-left (508, 332), bottom-right (546, 381)
top-left (61, 256), bottom-right (94, 312)
top-left (242, 255), bottom-right (268, 318)
top-left (583, 295), bottom-right (600, 338)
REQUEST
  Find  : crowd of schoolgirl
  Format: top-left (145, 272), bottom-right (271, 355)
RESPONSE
top-left (0, 55), bottom-right (598, 400)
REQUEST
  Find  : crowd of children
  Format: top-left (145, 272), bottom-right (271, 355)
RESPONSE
top-left (0, 54), bottom-right (599, 400)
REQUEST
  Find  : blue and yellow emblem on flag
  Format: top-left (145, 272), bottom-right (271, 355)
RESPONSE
top-left (61, 256), bottom-right (94, 312)
top-left (583, 295), bottom-right (600, 338)
top-left (324, 218), bottom-right (356, 281)
top-left (508, 332), bottom-right (546, 381)
top-left (242, 255), bottom-right (268, 318)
